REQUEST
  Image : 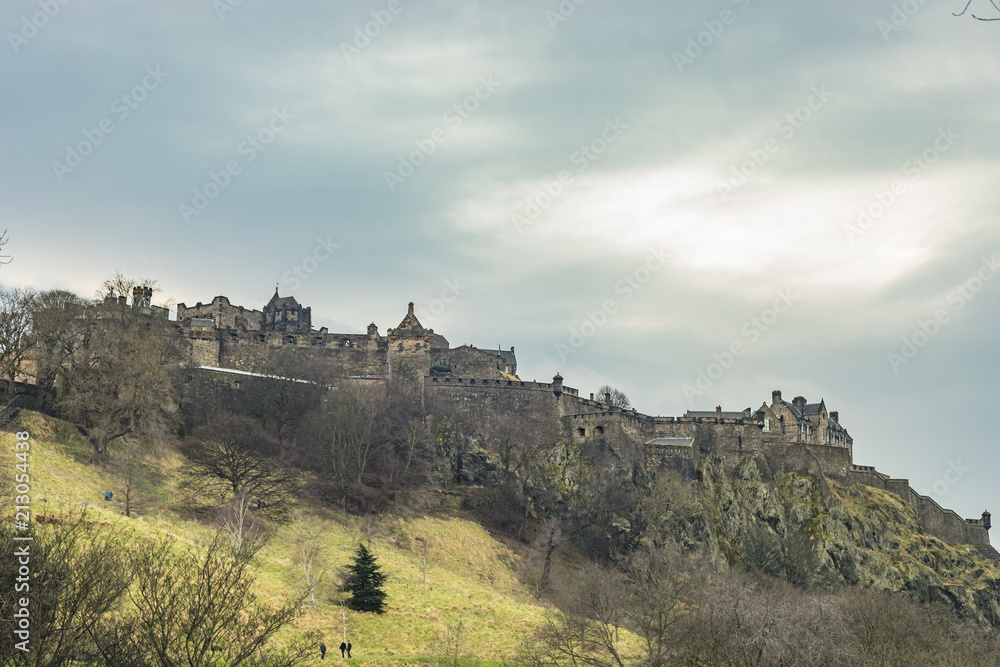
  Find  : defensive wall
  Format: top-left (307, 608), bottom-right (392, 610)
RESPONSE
top-left (848, 464), bottom-right (992, 546)
top-left (422, 374), bottom-right (992, 548)
top-left (84, 288), bottom-right (995, 548)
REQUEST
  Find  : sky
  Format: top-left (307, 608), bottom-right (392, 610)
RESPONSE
top-left (2, 0), bottom-right (999, 519)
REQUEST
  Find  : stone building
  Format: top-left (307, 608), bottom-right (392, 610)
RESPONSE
top-left (176, 290), bottom-right (514, 382)
top-left (169, 285), bottom-right (990, 550)
top-left (262, 288), bottom-right (311, 333)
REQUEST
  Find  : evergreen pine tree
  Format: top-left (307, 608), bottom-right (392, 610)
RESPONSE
top-left (345, 543), bottom-right (388, 613)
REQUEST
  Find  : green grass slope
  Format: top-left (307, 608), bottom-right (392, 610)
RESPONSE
top-left (1, 411), bottom-right (571, 665)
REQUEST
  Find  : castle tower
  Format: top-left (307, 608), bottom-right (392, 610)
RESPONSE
top-left (262, 287), bottom-right (311, 333)
top-left (132, 286), bottom-right (153, 308)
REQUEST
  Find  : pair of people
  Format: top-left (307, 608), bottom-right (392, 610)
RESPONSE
top-left (319, 641), bottom-right (351, 659)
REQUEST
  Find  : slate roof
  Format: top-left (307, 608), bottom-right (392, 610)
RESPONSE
top-left (265, 288), bottom-right (303, 310)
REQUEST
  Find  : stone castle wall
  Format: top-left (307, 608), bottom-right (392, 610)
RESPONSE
top-left (177, 296), bottom-right (263, 330)
top-left (167, 291), bottom-right (990, 550)
top-left (848, 465), bottom-right (990, 545)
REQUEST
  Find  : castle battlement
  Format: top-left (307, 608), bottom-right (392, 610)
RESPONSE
top-left (166, 287), bottom-right (988, 550)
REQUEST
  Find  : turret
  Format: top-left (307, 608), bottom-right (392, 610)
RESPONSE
top-left (984, 511), bottom-right (992, 531)
top-left (552, 373), bottom-right (563, 397)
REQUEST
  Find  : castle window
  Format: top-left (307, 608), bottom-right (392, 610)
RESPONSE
top-left (595, 426), bottom-right (605, 435)
top-left (284, 336), bottom-right (295, 344)
top-left (763, 418), bottom-right (770, 433)
top-left (577, 427), bottom-right (586, 437)
top-left (313, 337), bottom-right (324, 346)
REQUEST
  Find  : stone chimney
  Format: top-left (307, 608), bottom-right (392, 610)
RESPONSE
top-left (793, 396), bottom-right (807, 412)
top-left (716, 405), bottom-right (722, 419)
top-left (604, 391), bottom-right (611, 406)
top-left (830, 411), bottom-right (839, 423)
top-left (772, 389), bottom-right (782, 404)
top-left (407, 302), bottom-right (414, 315)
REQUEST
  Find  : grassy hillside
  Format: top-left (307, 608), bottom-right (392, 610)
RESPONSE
top-left (3, 410), bottom-right (607, 664)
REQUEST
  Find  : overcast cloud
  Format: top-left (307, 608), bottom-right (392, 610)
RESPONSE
top-left (3, 0), bottom-right (999, 517)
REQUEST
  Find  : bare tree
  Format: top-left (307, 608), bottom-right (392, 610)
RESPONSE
top-left (596, 385), bottom-right (631, 410)
top-left (129, 530), bottom-right (312, 667)
top-left (0, 229), bottom-right (11, 266)
top-left (0, 512), bottom-right (134, 667)
top-left (107, 440), bottom-right (155, 518)
top-left (296, 532), bottom-right (327, 611)
top-left (0, 286), bottom-right (37, 391)
top-left (526, 562), bottom-right (629, 667)
top-left (955, 0), bottom-right (1000, 20)
top-left (217, 490), bottom-right (271, 555)
top-left (57, 276), bottom-right (181, 453)
top-left (27, 288), bottom-right (86, 410)
top-left (184, 413), bottom-right (295, 519)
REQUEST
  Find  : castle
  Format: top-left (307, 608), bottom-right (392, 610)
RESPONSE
top-left (165, 287), bottom-right (990, 550)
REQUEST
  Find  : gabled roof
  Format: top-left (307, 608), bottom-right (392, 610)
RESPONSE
top-left (497, 349), bottom-right (516, 366)
top-left (393, 302), bottom-right (425, 334)
top-left (266, 288), bottom-right (300, 310)
top-left (803, 401), bottom-right (825, 416)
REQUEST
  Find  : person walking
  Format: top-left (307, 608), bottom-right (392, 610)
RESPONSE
top-left (346, 641), bottom-right (352, 658)
top-left (320, 642), bottom-right (326, 659)
top-left (339, 641), bottom-right (347, 658)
